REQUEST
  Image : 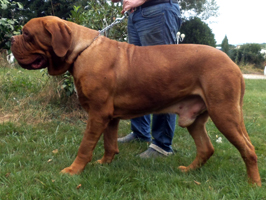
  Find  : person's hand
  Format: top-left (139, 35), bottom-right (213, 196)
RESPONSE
top-left (122, 0), bottom-right (147, 14)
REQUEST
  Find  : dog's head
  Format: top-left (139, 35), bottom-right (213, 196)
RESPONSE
top-left (11, 16), bottom-right (73, 75)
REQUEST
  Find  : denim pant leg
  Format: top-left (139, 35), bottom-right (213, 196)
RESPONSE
top-left (131, 115), bottom-right (152, 141)
top-left (152, 114), bottom-right (176, 152)
top-left (128, 3), bottom-right (182, 150)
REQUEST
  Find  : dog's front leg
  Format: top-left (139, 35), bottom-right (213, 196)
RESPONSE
top-left (61, 116), bottom-right (108, 175)
top-left (97, 118), bottom-right (120, 164)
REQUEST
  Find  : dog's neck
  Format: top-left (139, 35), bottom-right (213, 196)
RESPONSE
top-left (65, 26), bottom-right (100, 65)
top-left (77, 32), bottom-right (101, 57)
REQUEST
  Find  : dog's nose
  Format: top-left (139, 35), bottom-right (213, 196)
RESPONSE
top-left (11, 36), bottom-right (15, 45)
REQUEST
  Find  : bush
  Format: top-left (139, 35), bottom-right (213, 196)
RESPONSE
top-left (0, 1), bottom-right (23, 49)
top-left (230, 43), bottom-right (265, 69)
top-left (68, 2), bottom-right (127, 42)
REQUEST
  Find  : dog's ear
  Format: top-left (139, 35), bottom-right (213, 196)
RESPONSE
top-left (44, 20), bottom-right (72, 57)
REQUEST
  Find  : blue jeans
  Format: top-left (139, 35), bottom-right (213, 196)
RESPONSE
top-left (128, 2), bottom-right (182, 152)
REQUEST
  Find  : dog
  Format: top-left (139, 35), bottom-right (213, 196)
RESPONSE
top-left (10, 16), bottom-right (261, 186)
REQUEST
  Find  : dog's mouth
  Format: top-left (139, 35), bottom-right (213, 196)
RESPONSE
top-left (20, 55), bottom-right (48, 70)
top-left (31, 55), bottom-right (47, 69)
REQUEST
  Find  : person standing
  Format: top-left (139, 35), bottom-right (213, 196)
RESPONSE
top-left (111, 0), bottom-right (182, 158)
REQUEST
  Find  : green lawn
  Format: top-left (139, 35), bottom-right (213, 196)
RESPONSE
top-left (0, 68), bottom-right (266, 199)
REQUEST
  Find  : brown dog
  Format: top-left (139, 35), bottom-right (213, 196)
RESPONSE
top-left (11, 16), bottom-right (261, 186)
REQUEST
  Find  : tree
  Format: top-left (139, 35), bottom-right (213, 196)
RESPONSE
top-left (221, 35), bottom-right (229, 55)
top-left (2, 0), bottom-right (79, 23)
top-left (1, 0), bottom-right (219, 24)
top-left (0, 0), bottom-right (85, 49)
top-left (179, 17), bottom-right (216, 47)
top-left (230, 43), bottom-right (265, 69)
top-left (179, 0), bottom-right (219, 20)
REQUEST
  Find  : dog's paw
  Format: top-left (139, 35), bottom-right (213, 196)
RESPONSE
top-left (95, 159), bottom-right (111, 164)
top-left (60, 167), bottom-right (81, 175)
top-left (96, 159), bottom-right (104, 164)
top-left (96, 157), bottom-right (113, 164)
top-left (178, 166), bottom-right (189, 172)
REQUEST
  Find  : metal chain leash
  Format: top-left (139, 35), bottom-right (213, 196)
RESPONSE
top-left (77, 11), bottom-right (129, 58)
top-left (78, 11), bottom-right (129, 57)
top-left (99, 12), bottom-right (128, 35)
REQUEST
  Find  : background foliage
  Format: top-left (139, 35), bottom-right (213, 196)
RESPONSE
top-left (68, 1), bottom-right (127, 42)
top-left (230, 43), bottom-right (265, 69)
top-left (0, 0), bottom-right (219, 49)
top-left (179, 17), bottom-right (216, 47)
top-left (0, 0), bottom-right (23, 49)
top-left (179, 0), bottom-right (219, 20)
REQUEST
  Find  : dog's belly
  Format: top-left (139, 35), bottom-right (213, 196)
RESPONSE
top-left (114, 95), bottom-right (206, 128)
top-left (156, 95), bottom-right (207, 127)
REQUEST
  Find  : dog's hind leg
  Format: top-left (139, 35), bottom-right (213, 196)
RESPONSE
top-left (209, 107), bottom-right (261, 186)
top-left (178, 111), bottom-right (214, 172)
top-left (97, 118), bottom-right (120, 164)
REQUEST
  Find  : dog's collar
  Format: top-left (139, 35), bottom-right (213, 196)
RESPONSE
top-left (78, 32), bottom-right (101, 56)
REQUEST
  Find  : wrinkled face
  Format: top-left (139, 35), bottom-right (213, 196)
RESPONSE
top-left (11, 16), bottom-right (72, 75)
top-left (11, 18), bottom-right (51, 70)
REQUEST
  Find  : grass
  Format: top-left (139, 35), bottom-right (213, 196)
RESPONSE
top-left (0, 65), bottom-right (266, 199)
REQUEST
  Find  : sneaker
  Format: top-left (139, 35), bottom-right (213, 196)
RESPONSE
top-left (138, 147), bottom-right (165, 158)
top-left (117, 132), bottom-right (144, 143)
top-left (139, 145), bottom-right (174, 158)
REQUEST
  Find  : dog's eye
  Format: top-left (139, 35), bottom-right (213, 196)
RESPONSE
top-left (23, 30), bottom-right (31, 41)
top-left (23, 31), bottom-right (29, 36)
